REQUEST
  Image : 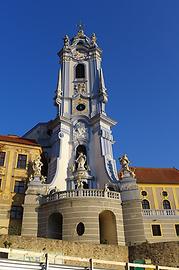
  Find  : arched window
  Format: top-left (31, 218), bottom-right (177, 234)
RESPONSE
top-left (163, 200), bottom-right (171, 209)
top-left (75, 64), bottom-right (85, 79)
top-left (99, 210), bottom-right (118, 245)
top-left (48, 213), bottom-right (63, 240)
top-left (142, 199), bottom-right (150, 209)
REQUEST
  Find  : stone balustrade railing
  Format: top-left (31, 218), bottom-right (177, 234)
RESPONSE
top-left (143, 209), bottom-right (179, 216)
top-left (41, 189), bottom-right (120, 204)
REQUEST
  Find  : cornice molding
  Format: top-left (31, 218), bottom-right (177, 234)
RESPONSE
top-left (90, 113), bottom-right (117, 127)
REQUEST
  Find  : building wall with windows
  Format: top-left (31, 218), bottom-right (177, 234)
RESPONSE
top-left (0, 135), bottom-right (42, 236)
top-left (135, 167), bottom-right (179, 242)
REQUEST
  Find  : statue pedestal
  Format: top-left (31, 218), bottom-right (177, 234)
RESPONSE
top-left (21, 177), bottom-right (47, 237)
top-left (120, 176), bottom-right (145, 245)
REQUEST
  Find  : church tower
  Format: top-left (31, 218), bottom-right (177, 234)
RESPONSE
top-left (22, 28), bottom-right (145, 245)
top-left (48, 27), bottom-right (119, 191)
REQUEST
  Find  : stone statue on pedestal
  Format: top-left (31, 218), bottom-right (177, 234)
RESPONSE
top-left (119, 154), bottom-right (135, 179)
top-left (32, 156), bottom-right (43, 177)
top-left (29, 156), bottom-right (46, 184)
top-left (76, 152), bottom-right (86, 171)
top-left (64, 35), bottom-right (70, 47)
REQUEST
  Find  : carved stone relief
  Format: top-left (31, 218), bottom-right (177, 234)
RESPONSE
top-left (73, 122), bottom-right (88, 141)
top-left (74, 83), bottom-right (87, 95)
top-left (72, 51), bottom-right (88, 61)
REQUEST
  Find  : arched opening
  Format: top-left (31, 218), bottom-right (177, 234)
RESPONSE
top-left (163, 199), bottom-right (171, 209)
top-left (75, 64), bottom-right (85, 79)
top-left (75, 145), bottom-right (87, 170)
top-left (108, 186), bottom-right (115, 191)
top-left (99, 210), bottom-right (118, 245)
top-left (142, 199), bottom-right (150, 209)
top-left (48, 213), bottom-right (63, 240)
top-left (77, 41), bottom-right (84, 46)
top-left (83, 182), bottom-right (89, 189)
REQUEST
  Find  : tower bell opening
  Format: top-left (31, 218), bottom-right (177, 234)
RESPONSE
top-left (76, 64), bottom-right (85, 79)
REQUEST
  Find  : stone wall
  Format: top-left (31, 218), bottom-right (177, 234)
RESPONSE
top-left (0, 235), bottom-right (128, 269)
top-left (0, 235), bottom-right (178, 267)
top-left (129, 241), bottom-right (179, 267)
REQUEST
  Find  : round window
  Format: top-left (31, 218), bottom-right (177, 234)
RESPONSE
top-left (141, 190), bottom-right (147, 196)
top-left (76, 104), bottom-right (86, 111)
top-left (162, 191), bottom-right (168, 197)
top-left (76, 222), bottom-right (85, 236)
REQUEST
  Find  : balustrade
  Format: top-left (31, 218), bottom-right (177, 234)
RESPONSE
top-left (41, 189), bottom-right (120, 204)
top-left (143, 209), bottom-right (178, 216)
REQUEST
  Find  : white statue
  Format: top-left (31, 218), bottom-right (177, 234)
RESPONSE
top-left (40, 175), bottom-right (47, 183)
top-left (76, 152), bottom-right (86, 171)
top-left (64, 35), bottom-right (70, 47)
top-left (91, 33), bottom-right (97, 44)
top-left (32, 156), bottom-right (43, 177)
top-left (104, 183), bottom-right (109, 192)
top-left (76, 175), bottom-right (84, 189)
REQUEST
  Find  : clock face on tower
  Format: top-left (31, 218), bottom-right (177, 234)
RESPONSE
top-left (76, 103), bottom-right (86, 111)
top-left (72, 98), bottom-right (88, 116)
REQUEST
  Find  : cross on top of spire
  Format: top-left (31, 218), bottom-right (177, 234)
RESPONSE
top-left (77, 22), bottom-right (85, 36)
top-left (77, 22), bottom-right (84, 31)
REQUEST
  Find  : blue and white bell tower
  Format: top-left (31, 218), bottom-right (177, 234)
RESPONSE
top-left (48, 27), bottom-right (119, 191)
top-left (22, 27), bottom-right (145, 245)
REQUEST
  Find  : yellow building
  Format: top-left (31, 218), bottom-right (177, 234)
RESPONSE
top-left (0, 135), bottom-right (42, 236)
top-left (135, 167), bottom-right (179, 242)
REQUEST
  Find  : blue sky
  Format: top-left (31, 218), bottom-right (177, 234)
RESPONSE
top-left (0, 0), bottom-right (179, 168)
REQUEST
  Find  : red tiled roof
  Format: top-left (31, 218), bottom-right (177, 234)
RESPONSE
top-left (0, 135), bottom-right (40, 147)
top-left (134, 167), bottom-right (179, 184)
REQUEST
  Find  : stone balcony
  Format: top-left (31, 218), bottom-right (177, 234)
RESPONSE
top-left (40, 189), bottom-right (121, 205)
top-left (142, 209), bottom-right (179, 217)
